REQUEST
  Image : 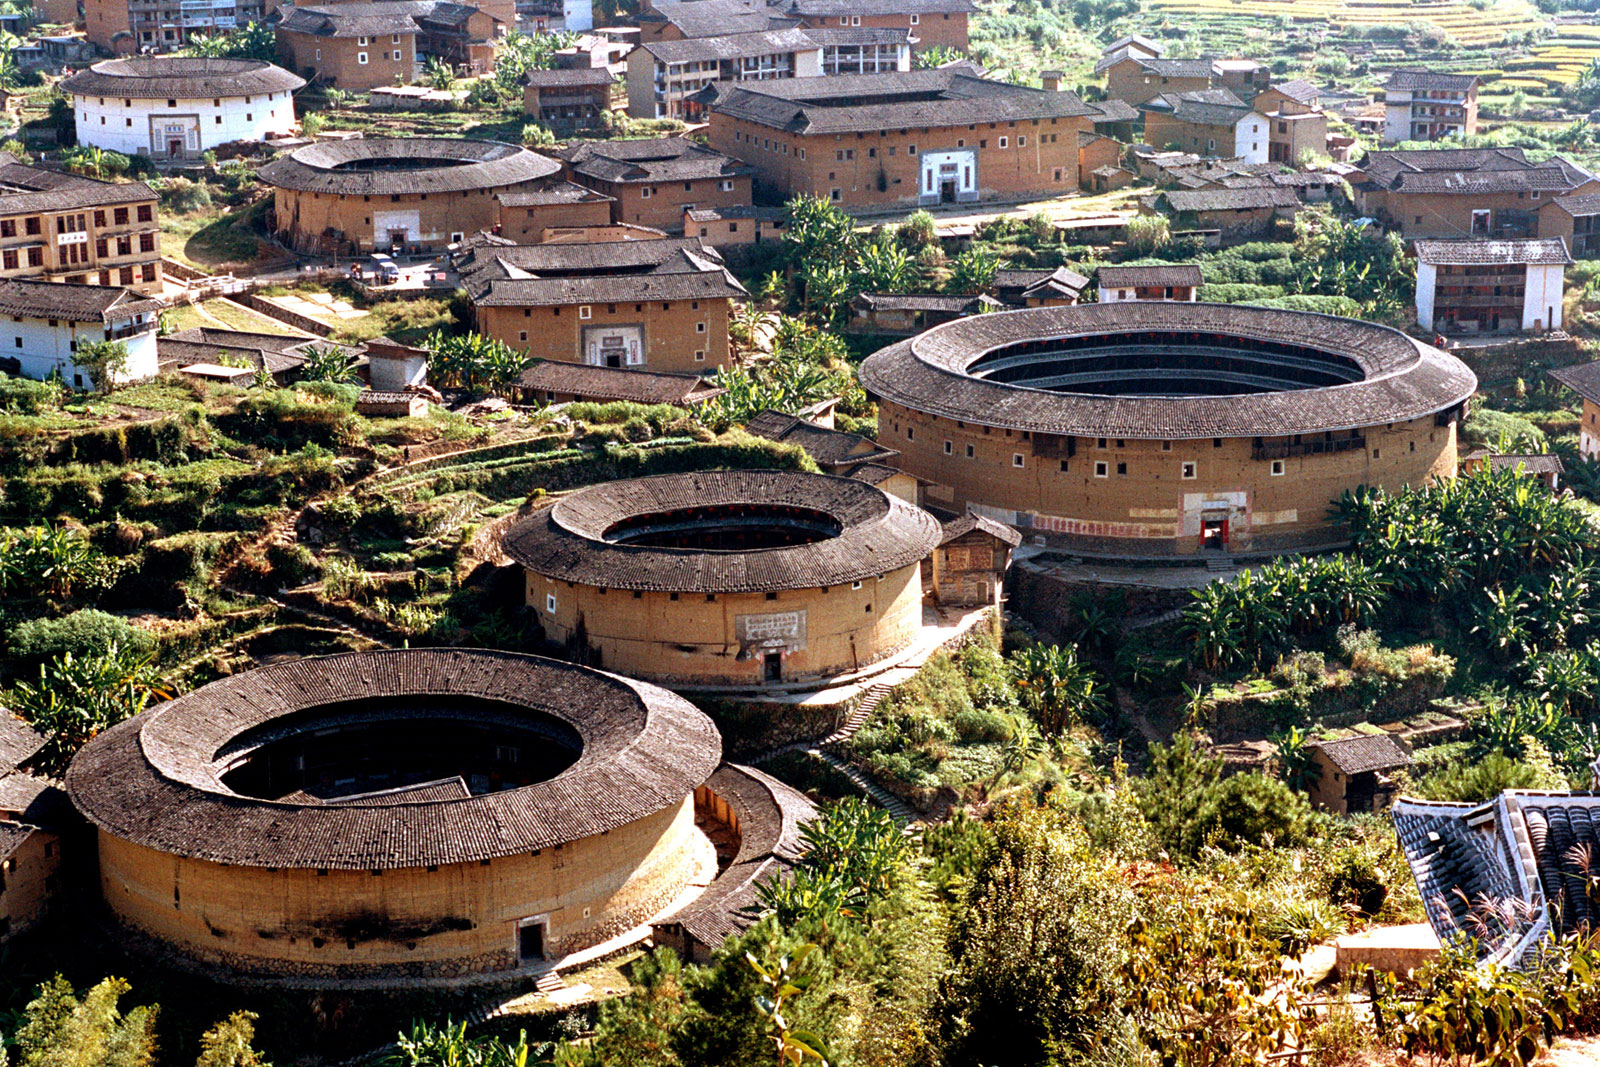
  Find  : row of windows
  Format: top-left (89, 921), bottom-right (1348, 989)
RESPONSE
top-left (517, 300), bottom-right (705, 318)
top-left (88, 93), bottom-right (280, 107)
top-left (545, 582), bottom-right (873, 614)
top-left (88, 111), bottom-right (269, 126)
top-left (0, 234), bottom-right (155, 270)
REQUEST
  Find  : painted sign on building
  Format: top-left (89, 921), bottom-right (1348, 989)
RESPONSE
top-left (735, 609), bottom-right (807, 654)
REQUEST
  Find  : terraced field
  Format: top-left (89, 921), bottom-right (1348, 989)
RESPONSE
top-left (1142, 0), bottom-right (1542, 47)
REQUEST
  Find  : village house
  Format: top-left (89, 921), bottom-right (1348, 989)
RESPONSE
top-left (625, 25), bottom-right (910, 120)
top-left (1083, 96), bottom-right (1140, 141)
top-left (702, 67), bottom-right (1095, 210)
top-left (1076, 131), bottom-right (1125, 191)
top-left (1101, 54), bottom-right (1216, 108)
top-left (0, 716), bottom-right (62, 947)
top-left (1382, 69), bottom-right (1478, 143)
top-left (743, 407), bottom-right (914, 496)
top-left (155, 328), bottom-right (351, 386)
top-left (278, 1), bottom-right (506, 91)
top-left (1461, 450), bottom-right (1564, 491)
top-left (0, 277), bottom-right (161, 389)
top-left (1537, 190), bottom-right (1600, 255)
top-left (555, 137), bottom-right (754, 232)
top-left (1145, 184), bottom-right (1299, 242)
top-left (0, 156), bottom-right (162, 295)
top-left (493, 184), bottom-right (616, 242)
top-left (1308, 733), bottom-right (1412, 815)
top-left (522, 67), bottom-right (614, 128)
top-left (684, 205), bottom-right (787, 246)
top-left (1353, 148), bottom-right (1600, 241)
top-left (1095, 263), bottom-right (1202, 303)
top-left (517, 359), bottom-right (724, 406)
top-left (1414, 238), bottom-right (1571, 335)
top-left (635, 0), bottom-right (973, 53)
top-left (1549, 361), bottom-right (1600, 459)
top-left (929, 510), bottom-right (1021, 608)
top-left (991, 265), bottom-right (1088, 307)
top-left (848, 291), bottom-right (1001, 335)
top-left (1253, 79), bottom-right (1329, 166)
top-left (1141, 89), bottom-right (1268, 164)
top-left (85, 0), bottom-right (267, 52)
top-left (458, 236), bottom-right (746, 372)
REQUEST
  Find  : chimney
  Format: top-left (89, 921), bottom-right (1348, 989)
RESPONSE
top-left (1041, 70), bottom-right (1063, 93)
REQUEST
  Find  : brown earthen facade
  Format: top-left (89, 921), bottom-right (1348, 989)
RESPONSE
top-left (475, 295), bottom-right (733, 372)
top-left (878, 402), bottom-right (1458, 555)
top-left (527, 563), bottom-right (924, 687)
top-left (93, 800), bottom-right (703, 976)
top-left (272, 182), bottom-right (553, 254)
top-left (277, 29), bottom-right (418, 91)
top-left (563, 170), bottom-right (752, 232)
top-left (493, 193), bottom-right (615, 242)
top-left (0, 826), bottom-right (58, 942)
top-left (1102, 57), bottom-right (1209, 107)
top-left (706, 112), bottom-right (1088, 208)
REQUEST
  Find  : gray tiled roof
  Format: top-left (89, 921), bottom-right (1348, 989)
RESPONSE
top-left (1097, 263), bottom-right (1203, 288)
top-left (1384, 69), bottom-right (1479, 92)
top-left (1548, 360), bottom-right (1600, 405)
top-left (278, 4), bottom-right (422, 37)
top-left (0, 711), bottom-right (43, 776)
top-left (519, 360), bottom-right (724, 405)
top-left (641, 0), bottom-right (794, 39)
top-left (705, 67), bottom-right (1094, 134)
top-left (1550, 192), bottom-right (1600, 217)
top-left (1087, 98), bottom-right (1139, 123)
top-left (503, 469), bottom-right (942, 593)
top-left (0, 820), bottom-right (43, 864)
top-left (1359, 147), bottom-right (1593, 196)
top-left (66, 649), bottom-right (722, 869)
top-left (1267, 79), bottom-right (1320, 105)
top-left (940, 510), bottom-right (1021, 547)
top-left (1144, 88), bottom-right (1254, 127)
top-left (650, 762), bottom-right (816, 948)
top-left (744, 407), bottom-right (899, 466)
top-left (496, 181), bottom-right (613, 207)
top-left (521, 67), bottom-right (614, 88)
top-left (854, 291), bottom-right (998, 313)
top-left (1161, 185), bottom-right (1300, 212)
top-left (1312, 732), bottom-right (1412, 774)
top-left (0, 164), bottom-right (156, 216)
top-left (261, 138), bottom-right (560, 196)
top-left (1134, 57), bottom-right (1217, 79)
top-left (1416, 238), bottom-right (1573, 266)
top-left (0, 278), bottom-right (161, 324)
top-left (61, 57), bottom-right (304, 99)
top-left (781, 0), bottom-right (973, 14)
top-left (158, 327), bottom-right (332, 375)
top-left (993, 266), bottom-right (1089, 299)
top-left (557, 137), bottom-right (752, 184)
top-left (639, 25), bottom-right (906, 63)
top-left (859, 302), bottom-right (1477, 440)
top-left (462, 237), bottom-right (747, 307)
top-left (1395, 783), bottom-right (1600, 968)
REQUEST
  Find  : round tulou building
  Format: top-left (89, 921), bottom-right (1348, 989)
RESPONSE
top-left (504, 469), bottom-right (944, 689)
top-left (860, 302), bottom-right (1478, 556)
top-left (65, 649), bottom-right (746, 980)
top-left (63, 58), bottom-right (304, 162)
top-left (259, 137), bottom-right (563, 255)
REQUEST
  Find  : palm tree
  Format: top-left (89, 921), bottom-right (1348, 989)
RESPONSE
top-left (1008, 643), bottom-right (1102, 736)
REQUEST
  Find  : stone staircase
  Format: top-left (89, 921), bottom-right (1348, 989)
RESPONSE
top-left (819, 681), bottom-right (892, 746)
top-left (806, 747), bottom-right (916, 826)
top-left (533, 969), bottom-right (567, 995)
top-left (1205, 556), bottom-right (1236, 573)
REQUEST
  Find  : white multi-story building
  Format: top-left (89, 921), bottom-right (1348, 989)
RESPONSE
top-left (1414, 238), bottom-right (1571, 335)
top-left (1382, 70), bottom-right (1479, 144)
top-left (0, 278), bottom-right (161, 389)
top-left (627, 25), bottom-right (910, 120)
top-left (62, 58), bottom-right (305, 164)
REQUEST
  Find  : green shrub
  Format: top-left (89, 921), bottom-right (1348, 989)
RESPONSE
top-left (0, 373), bottom-right (60, 415)
top-left (950, 708), bottom-right (1012, 743)
top-left (7, 609), bottom-right (153, 661)
top-left (1197, 772), bottom-right (1311, 850)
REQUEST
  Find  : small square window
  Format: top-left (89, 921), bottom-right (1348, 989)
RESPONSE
top-left (545, 593), bottom-right (557, 614)
top-left (694, 350), bottom-right (705, 361)
top-left (906, 427), bottom-right (914, 441)
top-left (965, 443), bottom-right (975, 458)
top-left (579, 305), bottom-right (591, 319)
top-left (1012, 453), bottom-right (1025, 467)
top-left (1097, 437), bottom-right (1107, 449)
top-left (852, 580), bottom-right (863, 590)
top-left (1161, 440), bottom-right (1172, 451)
top-left (999, 137), bottom-right (1008, 148)
top-left (1116, 462), bottom-right (1127, 476)
top-left (358, 52), bottom-right (368, 65)
top-left (1059, 459), bottom-right (1069, 472)
top-left (943, 440), bottom-right (953, 454)
top-left (1270, 460), bottom-right (1285, 476)
top-left (696, 322), bottom-right (706, 333)
top-left (1094, 461), bottom-right (1108, 478)
top-left (1181, 462), bottom-right (1196, 479)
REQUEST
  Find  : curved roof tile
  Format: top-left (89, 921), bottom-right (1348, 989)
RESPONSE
top-left (859, 303), bottom-right (1477, 439)
top-left (260, 138), bottom-right (560, 197)
top-left (62, 57), bottom-right (305, 99)
top-left (66, 648), bottom-right (721, 869)
top-left (504, 469), bottom-right (942, 593)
